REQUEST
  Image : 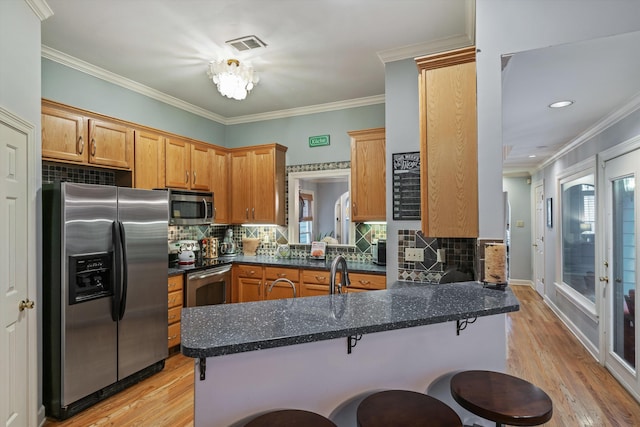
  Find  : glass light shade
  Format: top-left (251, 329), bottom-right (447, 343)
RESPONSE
top-left (207, 59), bottom-right (259, 101)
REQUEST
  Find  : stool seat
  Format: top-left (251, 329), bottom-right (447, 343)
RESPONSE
top-left (450, 370), bottom-right (552, 427)
top-left (244, 409), bottom-right (336, 427)
top-left (357, 390), bottom-right (463, 427)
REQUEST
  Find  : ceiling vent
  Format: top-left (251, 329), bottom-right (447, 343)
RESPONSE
top-left (226, 35), bottom-right (267, 51)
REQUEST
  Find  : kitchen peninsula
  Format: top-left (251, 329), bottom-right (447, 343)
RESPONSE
top-left (181, 281), bottom-right (519, 426)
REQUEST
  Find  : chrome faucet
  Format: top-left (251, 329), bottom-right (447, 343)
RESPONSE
top-left (267, 278), bottom-right (297, 298)
top-left (329, 255), bottom-right (351, 294)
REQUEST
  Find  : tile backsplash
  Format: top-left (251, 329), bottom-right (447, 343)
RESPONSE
top-left (397, 230), bottom-right (477, 283)
top-left (42, 162), bottom-right (116, 185)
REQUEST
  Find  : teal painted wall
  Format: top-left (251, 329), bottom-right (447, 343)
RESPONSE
top-left (225, 105), bottom-right (384, 165)
top-left (42, 58), bottom-right (384, 164)
top-left (42, 58), bottom-right (226, 145)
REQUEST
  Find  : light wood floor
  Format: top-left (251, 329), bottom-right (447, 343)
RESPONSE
top-left (44, 285), bottom-right (640, 426)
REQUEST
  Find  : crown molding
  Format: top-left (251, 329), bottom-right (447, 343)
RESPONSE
top-left (43, 45), bottom-right (385, 125)
top-left (25, 0), bottom-right (53, 21)
top-left (225, 95), bottom-right (385, 125)
top-left (42, 45), bottom-right (228, 124)
top-left (537, 90), bottom-right (640, 172)
top-left (377, 34), bottom-right (473, 64)
top-left (377, 0), bottom-right (475, 63)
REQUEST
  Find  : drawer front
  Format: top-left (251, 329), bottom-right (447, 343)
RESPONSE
top-left (168, 275), bottom-right (183, 293)
top-left (236, 264), bottom-right (262, 278)
top-left (349, 273), bottom-right (386, 290)
top-left (168, 306), bottom-right (181, 325)
top-left (301, 270), bottom-right (332, 285)
top-left (168, 322), bottom-right (181, 348)
top-left (300, 283), bottom-right (329, 297)
top-left (264, 267), bottom-right (299, 281)
top-left (168, 290), bottom-right (183, 308)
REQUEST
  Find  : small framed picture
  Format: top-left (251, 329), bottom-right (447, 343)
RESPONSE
top-left (546, 198), bottom-right (553, 228)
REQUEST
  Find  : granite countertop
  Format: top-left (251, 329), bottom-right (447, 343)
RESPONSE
top-left (180, 281), bottom-right (520, 358)
top-left (168, 254), bottom-right (386, 277)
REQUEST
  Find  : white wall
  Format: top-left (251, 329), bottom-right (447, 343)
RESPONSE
top-left (0, 0), bottom-right (47, 421)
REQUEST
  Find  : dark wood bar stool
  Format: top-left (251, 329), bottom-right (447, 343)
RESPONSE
top-left (244, 409), bottom-right (337, 427)
top-left (450, 370), bottom-right (552, 427)
top-left (357, 390), bottom-right (463, 427)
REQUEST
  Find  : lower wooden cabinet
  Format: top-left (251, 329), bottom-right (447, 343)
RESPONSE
top-left (300, 269), bottom-right (385, 296)
top-left (234, 265), bottom-right (300, 302)
top-left (167, 275), bottom-right (183, 349)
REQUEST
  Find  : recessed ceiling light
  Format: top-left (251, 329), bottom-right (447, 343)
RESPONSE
top-left (528, 155), bottom-right (537, 158)
top-left (548, 100), bottom-right (574, 108)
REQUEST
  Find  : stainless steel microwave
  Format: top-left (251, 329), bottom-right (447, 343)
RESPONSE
top-left (165, 189), bottom-right (214, 225)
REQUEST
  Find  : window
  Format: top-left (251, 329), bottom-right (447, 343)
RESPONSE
top-left (299, 191), bottom-right (313, 244)
top-left (560, 173), bottom-right (596, 303)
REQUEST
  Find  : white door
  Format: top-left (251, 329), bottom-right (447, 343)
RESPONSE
top-left (533, 183), bottom-right (546, 297)
top-left (604, 149), bottom-right (640, 400)
top-left (0, 112), bottom-right (36, 426)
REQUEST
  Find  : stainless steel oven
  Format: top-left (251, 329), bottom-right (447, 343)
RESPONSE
top-left (185, 264), bottom-right (232, 307)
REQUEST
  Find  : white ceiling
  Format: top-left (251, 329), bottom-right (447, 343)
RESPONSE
top-left (41, 1), bottom-right (640, 174)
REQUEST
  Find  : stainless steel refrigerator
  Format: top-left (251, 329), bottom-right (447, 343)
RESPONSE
top-left (43, 182), bottom-right (169, 420)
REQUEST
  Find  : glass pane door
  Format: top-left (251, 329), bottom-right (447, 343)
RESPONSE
top-left (604, 149), bottom-right (640, 396)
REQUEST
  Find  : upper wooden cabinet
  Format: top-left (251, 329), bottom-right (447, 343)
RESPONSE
top-left (164, 137), bottom-right (211, 191)
top-left (133, 130), bottom-right (164, 189)
top-left (42, 101), bottom-right (133, 170)
top-left (349, 127), bottom-right (386, 222)
top-left (230, 144), bottom-right (287, 225)
top-left (210, 148), bottom-right (230, 224)
top-left (416, 47), bottom-right (478, 238)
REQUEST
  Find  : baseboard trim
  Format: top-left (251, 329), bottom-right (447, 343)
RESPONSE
top-left (508, 279), bottom-right (533, 287)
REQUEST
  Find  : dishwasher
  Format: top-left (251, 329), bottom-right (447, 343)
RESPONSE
top-left (185, 264), bottom-right (232, 307)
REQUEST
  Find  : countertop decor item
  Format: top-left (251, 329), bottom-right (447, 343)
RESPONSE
top-left (242, 237), bottom-right (261, 256)
top-left (309, 241), bottom-right (326, 260)
top-left (276, 244), bottom-right (290, 258)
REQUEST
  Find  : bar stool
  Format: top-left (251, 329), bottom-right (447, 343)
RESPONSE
top-left (357, 390), bottom-right (463, 427)
top-left (450, 370), bottom-right (552, 427)
top-left (244, 409), bottom-right (337, 427)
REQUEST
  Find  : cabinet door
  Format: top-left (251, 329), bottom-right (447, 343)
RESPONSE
top-left (190, 144), bottom-right (211, 191)
top-left (134, 130), bottom-right (164, 189)
top-left (265, 279), bottom-right (298, 300)
top-left (349, 273), bottom-right (386, 290)
top-left (230, 150), bottom-right (252, 223)
top-left (41, 106), bottom-right (87, 163)
top-left (165, 137), bottom-right (191, 189)
top-left (350, 128), bottom-right (386, 222)
top-left (238, 277), bottom-right (262, 302)
top-left (211, 149), bottom-right (229, 224)
top-left (417, 47), bottom-right (478, 237)
top-left (88, 119), bottom-right (133, 169)
top-left (300, 283), bottom-right (329, 297)
top-left (251, 147), bottom-right (276, 223)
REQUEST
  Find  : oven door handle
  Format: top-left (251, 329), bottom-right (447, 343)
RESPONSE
top-left (189, 265), bottom-right (232, 280)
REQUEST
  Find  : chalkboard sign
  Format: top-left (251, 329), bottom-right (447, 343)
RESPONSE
top-left (393, 152), bottom-right (421, 220)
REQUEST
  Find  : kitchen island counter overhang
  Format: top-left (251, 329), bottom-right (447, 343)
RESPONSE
top-left (180, 281), bottom-right (519, 427)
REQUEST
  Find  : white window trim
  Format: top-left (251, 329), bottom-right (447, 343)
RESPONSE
top-left (556, 156), bottom-right (598, 314)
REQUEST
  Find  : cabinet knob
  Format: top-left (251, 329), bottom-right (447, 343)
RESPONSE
top-left (193, 170), bottom-right (197, 183)
top-left (185, 171), bottom-right (189, 183)
top-left (91, 138), bottom-right (96, 156)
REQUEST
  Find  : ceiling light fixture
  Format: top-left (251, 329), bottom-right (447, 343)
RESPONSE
top-left (548, 100), bottom-right (574, 108)
top-left (207, 59), bottom-right (259, 100)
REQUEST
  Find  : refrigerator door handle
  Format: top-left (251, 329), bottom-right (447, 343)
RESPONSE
top-left (118, 221), bottom-right (128, 320)
top-left (111, 221), bottom-right (122, 322)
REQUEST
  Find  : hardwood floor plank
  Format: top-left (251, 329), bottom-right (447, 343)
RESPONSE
top-left (508, 285), bottom-right (640, 426)
top-left (43, 286), bottom-right (640, 426)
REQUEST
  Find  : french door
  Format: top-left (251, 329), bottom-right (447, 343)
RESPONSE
top-left (604, 149), bottom-right (640, 399)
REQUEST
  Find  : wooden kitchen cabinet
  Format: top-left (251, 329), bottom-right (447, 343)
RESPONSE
top-left (234, 264), bottom-right (263, 303)
top-left (264, 267), bottom-right (299, 300)
top-left (300, 269), bottom-right (331, 297)
top-left (42, 100), bottom-right (133, 170)
top-left (210, 148), bottom-right (230, 223)
top-left (165, 137), bottom-right (211, 191)
top-left (346, 272), bottom-right (386, 292)
top-left (133, 130), bottom-right (165, 189)
top-left (230, 144), bottom-right (287, 225)
top-left (349, 128), bottom-right (386, 222)
top-left (416, 47), bottom-right (478, 237)
top-left (167, 275), bottom-right (183, 350)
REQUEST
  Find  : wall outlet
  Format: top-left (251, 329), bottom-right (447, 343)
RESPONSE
top-left (436, 248), bottom-right (445, 263)
top-left (405, 247), bottom-right (424, 262)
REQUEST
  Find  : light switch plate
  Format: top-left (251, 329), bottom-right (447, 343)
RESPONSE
top-left (405, 247), bottom-right (424, 262)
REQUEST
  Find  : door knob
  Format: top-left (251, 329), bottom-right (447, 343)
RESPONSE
top-left (599, 276), bottom-right (609, 283)
top-left (18, 299), bottom-right (35, 311)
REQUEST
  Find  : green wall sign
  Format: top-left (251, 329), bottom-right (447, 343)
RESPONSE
top-left (309, 134), bottom-right (330, 147)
